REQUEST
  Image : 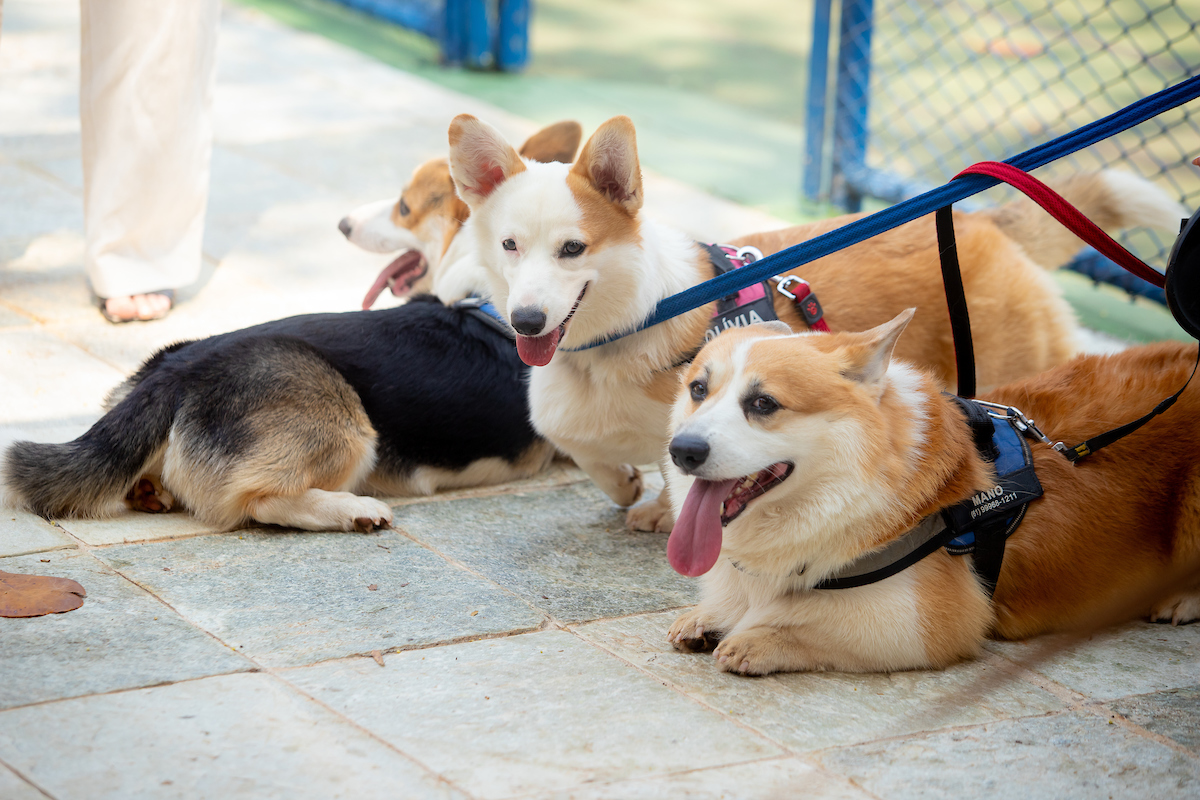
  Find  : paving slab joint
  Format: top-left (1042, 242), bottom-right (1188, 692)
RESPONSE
top-left (86, 548), bottom-right (269, 673)
top-left (0, 755), bottom-right (54, 800)
top-left (253, 669), bottom-right (477, 798)
top-left (1093, 704), bottom-right (1200, 761)
top-left (976, 648), bottom-right (1090, 705)
top-left (561, 620), bottom-right (799, 754)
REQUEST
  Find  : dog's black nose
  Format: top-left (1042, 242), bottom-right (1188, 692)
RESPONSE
top-left (337, 217), bottom-right (353, 238)
top-left (511, 305), bottom-right (548, 336)
top-left (669, 434), bottom-right (710, 472)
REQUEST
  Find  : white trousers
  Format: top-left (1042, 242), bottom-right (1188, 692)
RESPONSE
top-left (79, 0), bottom-right (220, 298)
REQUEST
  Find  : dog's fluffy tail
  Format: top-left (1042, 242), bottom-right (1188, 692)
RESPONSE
top-left (982, 170), bottom-right (1187, 270)
top-left (3, 367), bottom-right (178, 519)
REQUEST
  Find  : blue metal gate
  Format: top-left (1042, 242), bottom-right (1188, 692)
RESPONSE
top-left (804, 0), bottom-right (1199, 301)
top-left (329, 0), bottom-right (529, 70)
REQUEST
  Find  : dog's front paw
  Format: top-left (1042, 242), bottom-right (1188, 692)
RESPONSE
top-left (668, 608), bottom-right (721, 653)
top-left (1150, 591), bottom-right (1200, 626)
top-left (347, 497), bottom-right (394, 533)
top-left (714, 629), bottom-right (795, 676)
top-left (611, 464), bottom-right (644, 508)
top-left (626, 493), bottom-right (674, 532)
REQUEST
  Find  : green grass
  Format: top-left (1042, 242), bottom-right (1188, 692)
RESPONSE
top-left (1054, 271), bottom-right (1191, 344)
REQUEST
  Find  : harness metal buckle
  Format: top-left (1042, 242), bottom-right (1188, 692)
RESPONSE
top-left (971, 399), bottom-right (1070, 454)
top-left (773, 275), bottom-right (810, 300)
top-left (735, 245), bottom-right (764, 264)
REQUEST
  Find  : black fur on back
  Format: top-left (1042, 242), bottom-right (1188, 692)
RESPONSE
top-left (176, 294), bottom-right (538, 477)
top-left (4, 294), bottom-right (540, 514)
top-left (138, 295), bottom-right (536, 474)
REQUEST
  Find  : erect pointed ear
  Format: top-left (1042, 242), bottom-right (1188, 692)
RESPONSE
top-left (448, 114), bottom-right (527, 210)
top-left (570, 116), bottom-right (643, 213)
top-left (518, 120), bottom-right (584, 164)
top-left (841, 308), bottom-right (916, 390)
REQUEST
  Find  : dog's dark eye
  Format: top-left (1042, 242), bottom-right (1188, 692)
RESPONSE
top-left (398, 198), bottom-right (410, 217)
top-left (747, 395), bottom-right (780, 415)
top-left (502, 238), bottom-right (517, 251)
top-left (559, 240), bottom-right (586, 258)
top-left (689, 380), bottom-right (708, 402)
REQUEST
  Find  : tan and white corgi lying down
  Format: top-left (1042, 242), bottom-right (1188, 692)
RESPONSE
top-left (664, 314), bottom-right (1200, 675)
top-left (446, 113), bottom-right (1185, 533)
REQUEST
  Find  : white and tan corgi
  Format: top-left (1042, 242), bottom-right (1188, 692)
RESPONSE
top-left (339, 120), bottom-right (584, 305)
top-left (447, 113), bottom-right (1183, 533)
top-left (664, 316), bottom-right (1200, 675)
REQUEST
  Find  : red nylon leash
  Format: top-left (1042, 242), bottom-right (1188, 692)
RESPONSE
top-left (953, 162), bottom-right (1165, 288)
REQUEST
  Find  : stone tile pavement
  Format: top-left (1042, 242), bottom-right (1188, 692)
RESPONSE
top-left (1, 1), bottom-right (1198, 797)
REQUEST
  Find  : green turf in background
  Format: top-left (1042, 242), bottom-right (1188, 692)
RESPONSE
top-left (231, 0), bottom-right (816, 223)
top-left (1054, 270), bottom-right (1191, 344)
top-left (232, 0), bottom-right (1193, 345)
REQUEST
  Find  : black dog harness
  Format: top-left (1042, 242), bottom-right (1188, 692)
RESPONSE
top-left (811, 397), bottom-right (1043, 596)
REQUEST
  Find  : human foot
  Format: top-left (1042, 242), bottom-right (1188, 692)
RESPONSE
top-left (99, 290), bottom-right (175, 323)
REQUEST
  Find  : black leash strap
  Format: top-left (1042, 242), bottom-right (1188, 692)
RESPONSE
top-left (1057, 345), bottom-right (1200, 462)
top-left (935, 203), bottom-right (1198, 464)
top-left (935, 206), bottom-right (976, 398)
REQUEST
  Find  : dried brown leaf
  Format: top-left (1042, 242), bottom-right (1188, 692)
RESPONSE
top-left (0, 571), bottom-right (86, 618)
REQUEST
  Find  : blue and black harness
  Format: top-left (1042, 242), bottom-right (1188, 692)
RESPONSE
top-left (812, 397), bottom-right (1044, 595)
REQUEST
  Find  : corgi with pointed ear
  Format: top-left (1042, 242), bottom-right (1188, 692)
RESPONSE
top-left (447, 113), bottom-right (1185, 536)
top-left (340, 120), bottom-right (584, 307)
top-left (664, 315), bottom-right (1200, 675)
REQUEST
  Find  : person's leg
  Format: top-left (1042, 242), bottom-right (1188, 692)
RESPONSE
top-left (80, 0), bottom-right (220, 322)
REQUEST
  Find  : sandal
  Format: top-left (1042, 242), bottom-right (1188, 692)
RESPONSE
top-left (97, 290), bottom-right (175, 324)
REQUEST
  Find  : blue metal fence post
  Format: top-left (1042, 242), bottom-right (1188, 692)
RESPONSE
top-left (464, 0), bottom-right (495, 68)
top-left (441, 0), bottom-right (467, 65)
top-left (831, 0), bottom-right (875, 212)
top-left (803, 0), bottom-right (835, 204)
top-left (497, 0), bottom-right (530, 70)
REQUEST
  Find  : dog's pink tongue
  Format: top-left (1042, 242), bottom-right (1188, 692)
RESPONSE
top-left (516, 328), bottom-right (562, 367)
top-left (668, 478), bottom-right (738, 577)
top-left (361, 250), bottom-right (424, 310)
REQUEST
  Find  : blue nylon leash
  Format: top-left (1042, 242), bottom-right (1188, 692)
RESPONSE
top-left (571, 74), bottom-right (1200, 350)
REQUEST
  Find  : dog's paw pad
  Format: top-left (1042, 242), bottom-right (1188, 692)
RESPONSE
top-left (125, 476), bottom-right (174, 514)
top-left (347, 498), bottom-right (393, 533)
top-left (609, 464), bottom-right (644, 508)
top-left (668, 611), bottom-right (720, 652)
top-left (625, 498), bottom-right (672, 532)
top-left (1150, 592), bottom-right (1200, 626)
top-left (609, 462), bottom-right (648, 506)
top-left (714, 634), bottom-right (775, 676)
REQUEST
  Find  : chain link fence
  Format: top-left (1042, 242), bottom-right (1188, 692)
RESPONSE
top-left (805, 0), bottom-right (1199, 301)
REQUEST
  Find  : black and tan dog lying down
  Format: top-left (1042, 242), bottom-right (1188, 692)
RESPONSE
top-left (2, 121), bottom-right (583, 532)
